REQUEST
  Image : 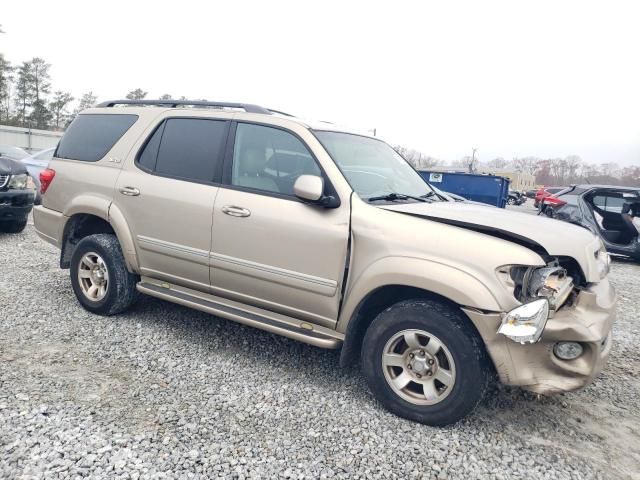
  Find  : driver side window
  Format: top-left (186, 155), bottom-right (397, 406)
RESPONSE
top-left (231, 123), bottom-right (320, 195)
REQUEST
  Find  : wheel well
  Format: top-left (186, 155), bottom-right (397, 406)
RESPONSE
top-left (339, 285), bottom-right (486, 368)
top-left (60, 214), bottom-right (115, 269)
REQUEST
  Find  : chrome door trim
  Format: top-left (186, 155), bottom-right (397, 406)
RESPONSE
top-left (137, 235), bottom-right (210, 266)
top-left (210, 251), bottom-right (338, 297)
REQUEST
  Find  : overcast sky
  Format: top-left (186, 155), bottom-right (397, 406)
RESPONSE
top-left (2, 0), bottom-right (639, 165)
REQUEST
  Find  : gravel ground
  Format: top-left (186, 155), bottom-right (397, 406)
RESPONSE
top-left (1, 223), bottom-right (639, 480)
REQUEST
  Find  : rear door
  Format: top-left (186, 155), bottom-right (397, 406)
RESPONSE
top-left (114, 116), bottom-right (229, 292)
top-left (209, 122), bottom-right (350, 327)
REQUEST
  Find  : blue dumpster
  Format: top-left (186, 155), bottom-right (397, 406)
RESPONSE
top-left (419, 170), bottom-right (511, 208)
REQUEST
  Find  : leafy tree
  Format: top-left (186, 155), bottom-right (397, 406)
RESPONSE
top-left (14, 62), bottom-right (33, 126)
top-left (0, 53), bottom-right (13, 122)
top-left (25, 57), bottom-right (52, 128)
top-left (126, 88), bottom-right (147, 100)
top-left (75, 91), bottom-right (97, 112)
top-left (159, 93), bottom-right (172, 100)
top-left (49, 91), bottom-right (74, 129)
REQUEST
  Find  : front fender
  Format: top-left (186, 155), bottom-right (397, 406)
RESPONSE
top-left (337, 256), bottom-right (505, 334)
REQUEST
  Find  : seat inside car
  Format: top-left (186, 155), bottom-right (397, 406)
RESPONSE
top-left (235, 145), bottom-right (280, 193)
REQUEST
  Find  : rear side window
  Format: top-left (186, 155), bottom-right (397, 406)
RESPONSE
top-left (56, 114), bottom-right (138, 161)
top-left (137, 118), bottom-right (228, 183)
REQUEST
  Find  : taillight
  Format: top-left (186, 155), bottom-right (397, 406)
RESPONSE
top-left (543, 196), bottom-right (566, 207)
top-left (39, 168), bottom-right (56, 195)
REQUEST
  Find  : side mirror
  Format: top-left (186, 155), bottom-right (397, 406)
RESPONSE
top-left (293, 175), bottom-right (324, 202)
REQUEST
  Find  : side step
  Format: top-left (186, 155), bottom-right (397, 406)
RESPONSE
top-left (137, 281), bottom-right (343, 349)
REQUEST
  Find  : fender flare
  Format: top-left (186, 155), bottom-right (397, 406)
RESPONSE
top-left (60, 195), bottom-right (139, 272)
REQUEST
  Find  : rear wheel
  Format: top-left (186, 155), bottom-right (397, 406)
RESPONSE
top-left (70, 234), bottom-right (138, 315)
top-left (361, 299), bottom-right (489, 426)
top-left (0, 218), bottom-right (28, 233)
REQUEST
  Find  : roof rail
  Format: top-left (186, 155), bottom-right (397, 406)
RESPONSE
top-left (95, 99), bottom-right (272, 114)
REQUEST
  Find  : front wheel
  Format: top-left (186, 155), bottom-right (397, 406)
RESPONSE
top-left (507, 197), bottom-right (516, 205)
top-left (361, 299), bottom-right (489, 426)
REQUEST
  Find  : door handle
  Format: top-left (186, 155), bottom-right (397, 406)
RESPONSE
top-left (119, 186), bottom-right (140, 196)
top-left (222, 205), bottom-right (251, 217)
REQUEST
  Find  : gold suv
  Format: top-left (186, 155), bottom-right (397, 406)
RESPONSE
top-left (34, 100), bottom-right (616, 425)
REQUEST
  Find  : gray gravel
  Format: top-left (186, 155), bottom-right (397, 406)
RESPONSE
top-left (1, 224), bottom-right (639, 480)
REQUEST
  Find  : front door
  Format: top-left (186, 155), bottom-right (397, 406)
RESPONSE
top-left (210, 122), bottom-right (350, 327)
top-left (114, 116), bottom-right (229, 292)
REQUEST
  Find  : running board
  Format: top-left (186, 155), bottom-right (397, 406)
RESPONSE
top-left (136, 281), bottom-right (343, 349)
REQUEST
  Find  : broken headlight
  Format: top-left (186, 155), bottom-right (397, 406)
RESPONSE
top-left (498, 298), bottom-right (549, 344)
top-left (498, 262), bottom-right (574, 311)
top-left (496, 261), bottom-right (576, 343)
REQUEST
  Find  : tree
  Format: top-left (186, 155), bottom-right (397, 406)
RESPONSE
top-left (76, 91), bottom-right (97, 112)
top-left (126, 88), bottom-right (147, 100)
top-left (49, 91), bottom-right (74, 129)
top-left (487, 157), bottom-right (508, 169)
top-left (513, 157), bottom-right (540, 177)
top-left (159, 93), bottom-right (172, 100)
top-left (0, 53), bottom-right (13, 122)
top-left (13, 62), bottom-right (33, 126)
top-left (27, 58), bottom-right (52, 128)
top-left (392, 145), bottom-right (440, 169)
top-left (564, 155), bottom-right (582, 182)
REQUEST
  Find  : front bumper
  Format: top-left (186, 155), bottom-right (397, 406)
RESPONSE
top-left (463, 278), bottom-right (617, 395)
top-left (0, 189), bottom-right (35, 221)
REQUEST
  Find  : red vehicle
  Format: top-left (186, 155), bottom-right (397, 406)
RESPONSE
top-left (534, 186), bottom-right (565, 208)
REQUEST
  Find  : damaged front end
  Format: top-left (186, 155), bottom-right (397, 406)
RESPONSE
top-left (472, 253), bottom-right (616, 395)
top-left (495, 259), bottom-right (579, 344)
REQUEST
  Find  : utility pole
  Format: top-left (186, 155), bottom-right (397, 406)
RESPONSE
top-left (469, 147), bottom-right (477, 173)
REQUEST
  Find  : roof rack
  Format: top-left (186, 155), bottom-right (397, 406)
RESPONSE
top-left (95, 99), bottom-right (272, 114)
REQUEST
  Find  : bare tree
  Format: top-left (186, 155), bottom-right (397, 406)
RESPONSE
top-left (392, 145), bottom-right (440, 169)
top-left (512, 157), bottom-right (540, 176)
top-left (159, 93), bottom-right (172, 100)
top-left (126, 88), bottom-right (147, 100)
top-left (564, 155), bottom-right (582, 181)
top-left (599, 162), bottom-right (620, 177)
top-left (487, 157), bottom-right (508, 169)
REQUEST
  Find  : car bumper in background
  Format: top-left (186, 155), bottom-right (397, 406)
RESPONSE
top-left (464, 278), bottom-right (617, 395)
top-left (0, 190), bottom-right (35, 221)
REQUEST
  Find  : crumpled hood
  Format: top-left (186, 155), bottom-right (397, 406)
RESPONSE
top-left (381, 201), bottom-right (603, 282)
top-left (0, 156), bottom-right (28, 176)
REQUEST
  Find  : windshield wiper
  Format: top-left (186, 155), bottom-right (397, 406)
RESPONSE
top-left (368, 192), bottom-right (427, 203)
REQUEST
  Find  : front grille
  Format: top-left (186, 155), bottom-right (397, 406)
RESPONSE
top-left (0, 174), bottom-right (9, 188)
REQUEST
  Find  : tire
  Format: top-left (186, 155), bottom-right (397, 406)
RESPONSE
top-left (361, 299), bottom-right (489, 426)
top-left (507, 198), bottom-right (516, 205)
top-left (70, 234), bottom-right (138, 316)
top-left (0, 218), bottom-right (28, 233)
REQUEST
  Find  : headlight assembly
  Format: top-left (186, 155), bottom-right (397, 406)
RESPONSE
top-left (8, 174), bottom-right (28, 190)
top-left (498, 298), bottom-right (549, 344)
top-left (497, 263), bottom-right (574, 311)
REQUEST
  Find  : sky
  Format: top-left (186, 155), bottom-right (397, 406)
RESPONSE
top-left (2, 0), bottom-right (639, 166)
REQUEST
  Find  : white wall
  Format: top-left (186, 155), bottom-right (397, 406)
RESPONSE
top-left (0, 125), bottom-right (63, 153)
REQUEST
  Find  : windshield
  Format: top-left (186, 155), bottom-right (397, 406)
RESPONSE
top-left (314, 131), bottom-right (437, 201)
top-left (0, 145), bottom-right (29, 160)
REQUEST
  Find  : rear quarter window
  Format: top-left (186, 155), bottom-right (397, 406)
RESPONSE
top-left (55, 114), bottom-right (138, 161)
